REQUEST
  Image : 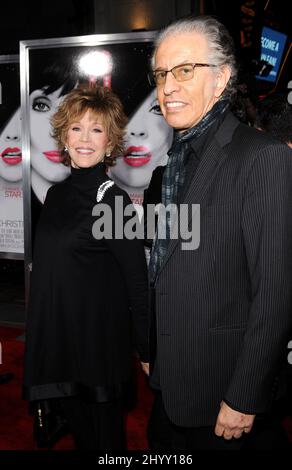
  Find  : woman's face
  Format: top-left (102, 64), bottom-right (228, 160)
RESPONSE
top-left (66, 110), bottom-right (111, 169)
top-left (30, 87), bottom-right (70, 182)
top-left (110, 89), bottom-right (173, 189)
top-left (0, 108), bottom-right (22, 182)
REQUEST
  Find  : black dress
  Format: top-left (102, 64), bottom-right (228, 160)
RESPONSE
top-left (23, 163), bottom-right (149, 404)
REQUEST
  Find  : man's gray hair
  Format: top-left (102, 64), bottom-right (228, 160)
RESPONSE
top-left (152, 16), bottom-right (237, 100)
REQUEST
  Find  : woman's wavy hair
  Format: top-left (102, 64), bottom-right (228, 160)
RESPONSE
top-left (151, 15), bottom-right (237, 101)
top-left (51, 84), bottom-right (128, 166)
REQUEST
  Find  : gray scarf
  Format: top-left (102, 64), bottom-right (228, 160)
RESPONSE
top-left (149, 99), bottom-right (229, 284)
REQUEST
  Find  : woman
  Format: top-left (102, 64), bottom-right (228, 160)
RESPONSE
top-left (109, 89), bottom-right (173, 205)
top-left (23, 85), bottom-right (149, 450)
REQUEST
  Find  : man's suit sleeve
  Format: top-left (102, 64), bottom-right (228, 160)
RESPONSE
top-left (224, 143), bottom-right (292, 414)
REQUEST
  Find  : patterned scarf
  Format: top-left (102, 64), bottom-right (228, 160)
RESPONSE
top-left (149, 99), bottom-right (229, 284)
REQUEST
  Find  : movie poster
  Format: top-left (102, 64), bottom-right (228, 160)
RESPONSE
top-left (0, 57), bottom-right (24, 256)
top-left (26, 37), bottom-right (172, 219)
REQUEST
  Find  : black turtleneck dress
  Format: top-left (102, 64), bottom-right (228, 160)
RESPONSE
top-left (23, 163), bottom-right (149, 403)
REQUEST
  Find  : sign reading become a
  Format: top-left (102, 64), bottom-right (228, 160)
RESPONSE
top-left (256, 26), bottom-right (287, 83)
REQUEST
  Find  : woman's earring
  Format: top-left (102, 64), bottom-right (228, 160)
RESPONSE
top-left (64, 146), bottom-right (68, 152)
top-left (105, 150), bottom-right (111, 157)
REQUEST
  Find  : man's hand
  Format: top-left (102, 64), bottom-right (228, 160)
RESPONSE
top-left (141, 362), bottom-right (149, 376)
top-left (215, 401), bottom-right (255, 440)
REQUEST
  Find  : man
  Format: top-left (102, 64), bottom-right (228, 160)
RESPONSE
top-left (255, 92), bottom-right (292, 148)
top-left (145, 16), bottom-right (292, 450)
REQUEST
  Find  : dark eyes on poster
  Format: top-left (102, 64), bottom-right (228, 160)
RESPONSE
top-left (18, 32), bottom-right (172, 290)
top-left (0, 55), bottom-right (23, 259)
top-left (0, 33), bottom-right (172, 260)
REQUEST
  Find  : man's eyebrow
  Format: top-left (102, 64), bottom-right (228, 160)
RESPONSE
top-left (154, 61), bottom-right (193, 70)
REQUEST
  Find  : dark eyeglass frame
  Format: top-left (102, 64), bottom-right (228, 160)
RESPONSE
top-left (148, 62), bottom-right (217, 86)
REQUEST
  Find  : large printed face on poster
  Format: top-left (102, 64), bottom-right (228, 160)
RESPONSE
top-left (0, 59), bottom-right (24, 255)
top-left (27, 42), bottom-right (173, 205)
top-left (109, 88), bottom-right (172, 203)
top-left (0, 61), bottom-right (22, 183)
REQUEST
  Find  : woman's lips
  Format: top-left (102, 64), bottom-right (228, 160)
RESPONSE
top-left (123, 146), bottom-right (151, 167)
top-left (1, 147), bottom-right (22, 165)
top-left (43, 150), bottom-right (64, 163)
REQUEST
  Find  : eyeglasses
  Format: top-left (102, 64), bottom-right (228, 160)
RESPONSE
top-left (149, 63), bottom-right (216, 86)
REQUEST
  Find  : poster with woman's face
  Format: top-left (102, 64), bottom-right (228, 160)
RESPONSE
top-left (0, 58), bottom-right (24, 256)
top-left (26, 40), bottom-right (173, 207)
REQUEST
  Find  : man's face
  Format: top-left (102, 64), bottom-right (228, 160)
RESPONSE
top-left (154, 32), bottom-right (229, 132)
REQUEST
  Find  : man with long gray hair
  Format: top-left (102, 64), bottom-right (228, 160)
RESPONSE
top-left (145, 15), bottom-right (292, 450)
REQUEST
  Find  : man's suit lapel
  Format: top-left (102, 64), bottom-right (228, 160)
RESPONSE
top-left (155, 112), bottom-right (240, 280)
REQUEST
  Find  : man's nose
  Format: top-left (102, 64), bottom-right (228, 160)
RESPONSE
top-left (163, 72), bottom-right (180, 95)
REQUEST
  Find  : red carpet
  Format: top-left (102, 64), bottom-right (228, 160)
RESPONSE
top-left (1, 325), bottom-right (292, 451)
top-left (0, 325), bottom-right (153, 450)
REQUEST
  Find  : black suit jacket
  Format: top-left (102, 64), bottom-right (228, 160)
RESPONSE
top-left (151, 112), bottom-right (292, 426)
